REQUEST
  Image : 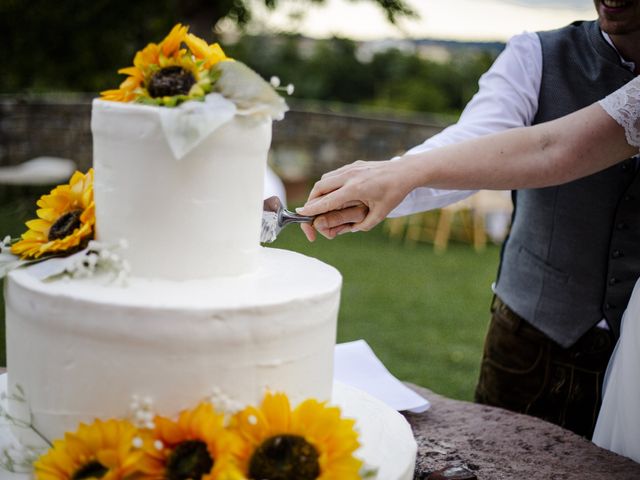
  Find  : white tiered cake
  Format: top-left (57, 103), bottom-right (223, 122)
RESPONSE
top-left (6, 97), bottom-right (341, 441)
top-left (1, 27), bottom-right (416, 480)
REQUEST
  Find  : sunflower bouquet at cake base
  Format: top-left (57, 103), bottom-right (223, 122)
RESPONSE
top-left (21, 391), bottom-right (365, 480)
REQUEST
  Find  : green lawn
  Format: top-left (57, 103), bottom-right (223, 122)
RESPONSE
top-left (0, 187), bottom-right (501, 401)
top-left (270, 221), bottom-right (500, 401)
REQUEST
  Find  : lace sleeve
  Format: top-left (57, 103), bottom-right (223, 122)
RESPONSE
top-left (599, 76), bottom-right (640, 149)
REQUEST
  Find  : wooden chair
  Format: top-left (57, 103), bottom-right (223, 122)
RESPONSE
top-left (384, 191), bottom-right (513, 252)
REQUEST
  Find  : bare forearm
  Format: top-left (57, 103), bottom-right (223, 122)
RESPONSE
top-left (399, 104), bottom-right (636, 192)
top-left (298, 103), bottom-right (635, 239)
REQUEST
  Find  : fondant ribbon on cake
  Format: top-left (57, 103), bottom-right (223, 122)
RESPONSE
top-left (158, 93), bottom-right (236, 160)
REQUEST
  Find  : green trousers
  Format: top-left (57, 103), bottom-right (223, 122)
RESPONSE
top-left (475, 296), bottom-right (614, 439)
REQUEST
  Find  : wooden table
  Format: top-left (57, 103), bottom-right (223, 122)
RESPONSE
top-left (407, 384), bottom-right (640, 479)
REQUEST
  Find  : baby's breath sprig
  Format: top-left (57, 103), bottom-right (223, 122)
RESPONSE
top-left (270, 76), bottom-right (295, 96)
top-left (0, 236), bottom-right (16, 253)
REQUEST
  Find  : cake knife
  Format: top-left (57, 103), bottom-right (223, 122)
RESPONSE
top-left (261, 196), bottom-right (314, 243)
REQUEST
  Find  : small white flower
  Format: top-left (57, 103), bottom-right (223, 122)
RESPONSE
top-left (86, 253), bottom-right (98, 268)
top-left (154, 440), bottom-right (164, 451)
top-left (286, 84), bottom-right (295, 95)
top-left (132, 436), bottom-right (144, 448)
top-left (270, 76), bottom-right (281, 88)
top-left (248, 414), bottom-right (258, 425)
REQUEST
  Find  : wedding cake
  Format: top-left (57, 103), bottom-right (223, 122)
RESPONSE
top-left (1, 25), bottom-right (416, 479)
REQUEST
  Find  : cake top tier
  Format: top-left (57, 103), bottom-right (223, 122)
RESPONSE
top-left (90, 24), bottom-right (292, 280)
top-left (3, 24), bottom-right (291, 280)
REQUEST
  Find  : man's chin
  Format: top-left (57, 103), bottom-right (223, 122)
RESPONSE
top-left (599, 20), bottom-right (640, 35)
top-left (596, 0), bottom-right (640, 35)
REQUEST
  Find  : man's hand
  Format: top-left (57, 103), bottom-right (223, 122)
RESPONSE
top-left (300, 204), bottom-right (368, 241)
top-left (297, 159), bottom-right (415, 241)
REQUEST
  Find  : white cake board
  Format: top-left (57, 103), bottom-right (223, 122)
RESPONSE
top-left (332, 381), bottom-right (417, 479)
top-left (0, 374), bottom-right (416, 479)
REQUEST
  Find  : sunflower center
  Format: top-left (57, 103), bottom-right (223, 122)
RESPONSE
top-left (48, 209), bottom-right (83, 241)
top-left (72, 460), bottom-right (108, 480)
top-left (148, 66), bottom-right (196, 98)
top-left (249, 434), bottom-right (320, 480)
top-left (166, 440), bottom-right (214, 480)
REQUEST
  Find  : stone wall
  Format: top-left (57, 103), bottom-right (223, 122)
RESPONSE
top-left (0, 97), bottom-right (93, 169)
top-left (0, 96), bottom-right (448, 198)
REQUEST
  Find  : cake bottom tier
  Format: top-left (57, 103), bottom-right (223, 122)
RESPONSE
top-left (5, 247), bottom-right (341, 443)
top-left (0, 376), bottom-right (417, 480)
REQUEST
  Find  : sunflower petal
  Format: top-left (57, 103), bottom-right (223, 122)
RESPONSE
top-left (37, 208), bottom-right (60, 222)
top-left (160, 23), bottom-right (188, 57)
top-left (25, 219), bottom-right (51, 234)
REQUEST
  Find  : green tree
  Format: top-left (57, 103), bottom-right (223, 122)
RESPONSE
top-left (204, 0), bottom-right (416, 27)
top-left (303, 38), bottom-right (374, 103)
top-left (365, 47), bottom-right (495, 115)
top-left (225, 35), bottom-right (499, 116)
top-left (0, 0), bottom-right (414, 93)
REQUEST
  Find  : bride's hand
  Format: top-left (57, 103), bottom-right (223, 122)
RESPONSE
top-left (297, 159), bottom-right (414, 240)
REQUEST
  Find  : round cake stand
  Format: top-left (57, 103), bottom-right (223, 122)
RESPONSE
top-left (0, 375), bottom-right (416, 479)
top-left (332, 381), bottom-right (417, 479)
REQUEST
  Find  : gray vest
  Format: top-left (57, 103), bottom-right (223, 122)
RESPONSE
top-left (494, 20), bottom-right (637, 348)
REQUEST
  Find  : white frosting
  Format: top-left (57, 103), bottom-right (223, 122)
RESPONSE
top-left (5, 248), bottom-right (340, 443)
top-left (91, 99), bottom-right (271, 280)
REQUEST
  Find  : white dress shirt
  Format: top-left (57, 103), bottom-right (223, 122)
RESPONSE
top-left (389, 29), bottom-right (635, 217)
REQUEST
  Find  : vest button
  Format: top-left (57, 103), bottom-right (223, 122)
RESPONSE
top-left (609, 277), bottom-right (618, 285)
top-left (617, 222), bottom-right (628, 230)
top-left (612, 250), bottom-right (623, 259)
top-left (621, 164), bottom-right (629, 171)
top-left (624, 194), bottom-right (634, 201)
top-left (604, 303), bottom-right (615, 310)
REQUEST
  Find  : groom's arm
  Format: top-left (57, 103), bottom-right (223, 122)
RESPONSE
top-left (388, 30), bottom-right (542, 217)
top-left (301, 31), bottom-right (544, 240)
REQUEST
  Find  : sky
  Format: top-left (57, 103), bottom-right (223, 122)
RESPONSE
top-left (243, 0), bottom-right (598, 42)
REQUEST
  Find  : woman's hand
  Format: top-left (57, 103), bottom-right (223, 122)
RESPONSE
top-left (297, 159), bottom-right (416, 241)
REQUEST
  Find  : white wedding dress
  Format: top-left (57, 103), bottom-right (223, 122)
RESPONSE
top-left (592, 75), bottom-right (640, 463)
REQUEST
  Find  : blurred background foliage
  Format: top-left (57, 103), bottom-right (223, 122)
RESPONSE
top-left (0, 0), bottom-right (496, 115)
top-left (225, 36), bottom-right (496, 115)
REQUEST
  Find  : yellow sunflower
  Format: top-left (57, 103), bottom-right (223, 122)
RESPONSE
top-left (184, 33), bottom-right (228, 69)
top-left (100, 23), bottom-right (230, 107)
top-left (33, 418), bottom-right (143, 480)
top-left (230, 392), bottom-right (362, 480)
top-left (11, 168), bottom-right (95, 259)
top-left (137, 402), bottom-right (243, 480)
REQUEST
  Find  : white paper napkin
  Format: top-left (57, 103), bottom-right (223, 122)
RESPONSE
top-left (334, 339), bottom-right (431, 413)
top-left (158, 93), bottom-right (237, 160)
